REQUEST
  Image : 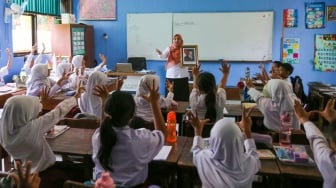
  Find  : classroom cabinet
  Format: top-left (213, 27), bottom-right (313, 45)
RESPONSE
top-left (51, 24), bottom-right (95, 68)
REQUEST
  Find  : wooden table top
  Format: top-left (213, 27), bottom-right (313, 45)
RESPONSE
top-left (225, 104), bottom-right (263, 118)
top-left (47, 128), bottom-right (95, 156)
top-left (42, 91), bottom-right (72, 111)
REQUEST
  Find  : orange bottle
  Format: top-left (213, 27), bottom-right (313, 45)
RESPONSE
top-left (166, 111), bottom-right (177, 143)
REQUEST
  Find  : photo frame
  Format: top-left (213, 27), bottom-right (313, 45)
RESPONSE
top-left (181, 45), bottom-right (198, 66)
top-left (327, 6), bottom-right (336, 21)
top-left (80, 0), bottom-right (116, 20)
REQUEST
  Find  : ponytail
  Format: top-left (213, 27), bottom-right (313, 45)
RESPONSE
top-left (197, 72), bottom-right (217, 122)
top-left (98, 117), bottom-right (116, 171)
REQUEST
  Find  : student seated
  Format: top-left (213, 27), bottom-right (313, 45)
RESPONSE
top-left (54, 62), bottom-right (76, 91)
top-left (22, 43), bottom-right (46, 76)
top-left (186, 61), bottom-right (229, 136)
top-left (0, 86), bottom-right (84, 188)
top-left (279, 63), bottom-right (294, 87)
top-left (130, 74), bottom-right (176, 130)
top-left (293, 99), bottom-right (336, 188)
top-left (188, 108), bottom-right (260, 188)
top-left (92, 83), bottom-right (166, 187)
top-left (246, 78), bottom-right (300, 131)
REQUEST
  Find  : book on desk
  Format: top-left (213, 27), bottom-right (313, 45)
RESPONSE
top-left (45, 125), bottom-right (70, 139)
top-left (273, 145), bottom-right (315, 166)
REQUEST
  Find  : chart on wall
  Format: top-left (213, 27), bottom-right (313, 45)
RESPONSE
top-left (282, 38), bottom-right (300, 64)
top-left (314, 34), bottom-right (336, 72)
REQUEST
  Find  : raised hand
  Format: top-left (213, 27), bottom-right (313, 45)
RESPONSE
top-left (187, 110), bottom-right (210, 137)
top-left (219, 61), bottom-right (230, 74)
top-left (237, 106), bottom-right (253, 138)
top-left (39, 86), bottom-right (51, 103)
top-left (192, 63), bottom-right (201, 77)
top-left (166, 79), bottom-right (174, 93)
top-left (99, 54), bottom-right (107, 65)
top-left (293, 99), bottom-right (310, 124)
top-left (11, 160), bottom-right (41, 188)
top-left (312, 99), bottom-right (336, 123)
top-left (155, 48), bottom-right (162, 55)
top-left (141, 79), bottom-right (160, 105)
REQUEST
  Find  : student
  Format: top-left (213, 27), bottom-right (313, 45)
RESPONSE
top-left (279, 63), bottom-right (294, 85)
top-left (26, 64), bottom-right (71, 97)
top-left (54, 62), bottom-right (75, 90)
top-left (246, 78), bottom-right (300, 131)
top-left (10, 160), bottom-right (41, 188)
top-left (0, 86), bottom-right (84, 188)
top-left (188, 107), bottom-right (260, 188)
top-left (255, 61), bottom-right (281, 85)
top-left (131, 74), bottom-right (176, 129)
top-left (92, 82), bottom-right (166, 187)
top-left (190, 61), bottom-right (230, 123)
top-left (22, 43), bottom-right (46, 76)
top-left (0, 48), bottom-right (13, 86)
top-left (78, 71), bottom-right (120, 120)
top-left (155, 34), bottom-right (189, 79)
top-left (293, 99), bottom-right (336, 188)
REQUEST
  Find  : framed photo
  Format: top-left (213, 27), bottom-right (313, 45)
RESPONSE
top-left (327, 6), bottom-right (336, 21)
top-left (80, 0), bottom-right (116, 20)
top-left (181, 45), bottom-right (198, 66)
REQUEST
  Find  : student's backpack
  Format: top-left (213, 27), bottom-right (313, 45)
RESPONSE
top-left (290, 75), bottom-right (307, 104)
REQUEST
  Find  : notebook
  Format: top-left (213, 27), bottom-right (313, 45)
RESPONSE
top-left (116, 63), bottom-right (133, 72)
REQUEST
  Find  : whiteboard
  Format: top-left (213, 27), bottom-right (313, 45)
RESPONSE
top-left (173, 12), bottom-right (273, 61)
top-left (127, 13), bottom-right (173, 60)
top-left (127, 12), bottom-right (273, 61)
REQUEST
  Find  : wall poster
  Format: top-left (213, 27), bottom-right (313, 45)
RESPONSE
top-left (80, 0), bottom-right (116, 20)
top-left (282, 38), bottom-right (300, 64)
top-left (283, 9), bottom-right (298, 27)
top-left (305, 2), bottom-right (325, 29)
top-left (314, 34), bottom-right (336, 72)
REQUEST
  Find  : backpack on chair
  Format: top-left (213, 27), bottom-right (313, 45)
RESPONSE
top-left (290, 75), bottom-right (307, 104)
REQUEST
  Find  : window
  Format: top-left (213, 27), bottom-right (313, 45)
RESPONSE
top-left (12, 14), bottom-right (55, 55)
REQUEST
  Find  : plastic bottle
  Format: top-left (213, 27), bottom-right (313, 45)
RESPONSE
top-left (166, 111), bottom-right (177, 143)
top-left (279, 112), bottom-right (292, 147)
top-left (95, 172), bottom-right (115, 188)
top-left (243, 67), bottom-right (251, 101)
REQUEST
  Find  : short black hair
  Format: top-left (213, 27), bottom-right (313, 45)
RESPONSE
top-left (273, 61), bottom-right (282, 67)
top-left (279, 63), bottom-right (294, 74)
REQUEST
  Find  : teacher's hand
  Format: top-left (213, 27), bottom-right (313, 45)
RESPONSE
top-left (155, 48), bottom-right (162, 55)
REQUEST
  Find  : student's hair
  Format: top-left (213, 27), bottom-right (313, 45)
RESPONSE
top-left (197, 72), bottom-right (216, 123)
top-left (273, 61), bottom-right (282, 67)
top-left (329, 119), bottom-right (336, 143)
top-left (279, 63), bottom-right (294, 75)
top-left (98, 91), bottom-right (135, 171)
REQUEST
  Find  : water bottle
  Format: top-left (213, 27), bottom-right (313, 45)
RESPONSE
top-left (279, 112), bottom-right (292, 147)
top-left (95, 172), bottom-right (115, 188)
top-left (243, 67), bottom-right (251, 101)
top-left (166, 111), bottom-right (177, 143)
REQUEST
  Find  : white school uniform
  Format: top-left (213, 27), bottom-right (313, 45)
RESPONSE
top-left (303, 121), bottom-right (336, 188)
top-left (191, 118), bottom-right (260, 188)
top-left (0, 66), bottom-right (9, 86)
top-left (189, 88), bottom-right (227, 122)
top-left (0, 95), bottom-right (78, 173)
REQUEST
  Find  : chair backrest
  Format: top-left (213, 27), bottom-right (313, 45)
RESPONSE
top-left (290, 75), bottom-right (307, 104)
top-left (166, 77), bottom-right (190, 102)
top-left (127, 57), bottom-right (147, 71)
top-left (57, 118), bottom-right (100, 129)
top-left (225, 87), bottom-right (241, 100)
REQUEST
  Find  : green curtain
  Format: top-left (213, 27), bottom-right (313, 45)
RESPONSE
top-left (12, 0), bottom-right (61, 16)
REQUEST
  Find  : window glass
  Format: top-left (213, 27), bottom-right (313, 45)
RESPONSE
top-left (12, 15), bottom-right (32, 53)
top-left (37, 15), bottom-right (54, 53)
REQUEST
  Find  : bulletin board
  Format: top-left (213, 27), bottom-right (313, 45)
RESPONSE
top-left (127, 12), bottom-right (274, 61)
top-left (314, 34), bottom-right (336, 72)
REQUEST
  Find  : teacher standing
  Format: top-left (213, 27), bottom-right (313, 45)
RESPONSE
top-left (156, 34), bottom-right (189, 79)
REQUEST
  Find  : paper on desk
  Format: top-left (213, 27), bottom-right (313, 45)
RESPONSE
top-left (226, 100), bottom-right (241, 105)
top-left (153, 146), bottom-right (172, 160)
top-left (223, 107), bottom-right (228, 114)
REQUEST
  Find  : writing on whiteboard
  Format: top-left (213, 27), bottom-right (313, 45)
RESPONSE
top-left (174, 21), bottom-right (196, 26)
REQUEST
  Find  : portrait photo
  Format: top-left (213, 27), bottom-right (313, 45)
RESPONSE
top-left (327, 6), bottom-right (336, 21)
top-left (181, 45), bottom-right (198, 66)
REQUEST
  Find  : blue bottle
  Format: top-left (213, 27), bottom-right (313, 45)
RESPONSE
top-left (243, 67), bottom-right (250, 101)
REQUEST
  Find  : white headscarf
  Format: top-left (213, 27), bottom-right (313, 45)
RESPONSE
top-left (26, 64), bottom-right (50, 95)
top-left (195, 118), bottom-right (259, 188)
top-left (135, 75), bottom-right (159, 98)
top-left (71, 55), bottom-right (83, 69)
top-left (78, 71), bottom-right (108, 119)
top-left (261, 79), bottom-right (300, 130)
top-left (56, 62), bottom-right (72, 78)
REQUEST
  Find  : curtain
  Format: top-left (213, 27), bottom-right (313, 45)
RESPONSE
top-left (12, 0), bottom-right (61, 16)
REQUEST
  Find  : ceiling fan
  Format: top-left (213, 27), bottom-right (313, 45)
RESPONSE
top-left (4, 0), bottom-right (28, 23)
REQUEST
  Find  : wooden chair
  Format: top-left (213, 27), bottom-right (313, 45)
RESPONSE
top-left (225, 86), bottom-right (241, 100)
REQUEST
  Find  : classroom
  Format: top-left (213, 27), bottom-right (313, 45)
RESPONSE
top-left (0, 0), bottom-right (335, 188)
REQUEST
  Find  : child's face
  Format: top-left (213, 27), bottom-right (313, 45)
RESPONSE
top-left (279, 66), bottom-right (289, 79)
top-left (269, 64), bottom-right (280, 79)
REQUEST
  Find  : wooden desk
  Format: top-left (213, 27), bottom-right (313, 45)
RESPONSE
top-left (0, 86), bottom-right (26, 108)
top-left (225, 104), bottom-right (263, 119)
top-left (42, 91), bottom-right (72, 111)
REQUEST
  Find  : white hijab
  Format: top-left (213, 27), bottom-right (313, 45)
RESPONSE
top-left (56, 62), bottom-right (72, 78)
top-left (261, 79), bottom-right (300, 130)
top-left (134, 74), bottom-right (159, 105)
top-left (195, 118), bottom-right (259, 188)
top-left (78, 71), bottom-right (108, 119)
top-left (71, 55), bottom-right (83, 69)
top-left (26, 64), bottom-right (50, 94)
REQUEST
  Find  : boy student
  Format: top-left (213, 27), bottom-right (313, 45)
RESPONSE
top-left (279, 63), bottom-right (294, 86)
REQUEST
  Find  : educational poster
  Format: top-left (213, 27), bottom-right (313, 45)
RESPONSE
top-left (283, 9), bottom-right (298, 27)
top-left (80, 0), bottom-right (116, 20)
top-left (305, 2), bottom-right (325, 29)
top-left (314, 34), bottom-right (336, 72)
top-left (282, 38), bottom-right (300, 64)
